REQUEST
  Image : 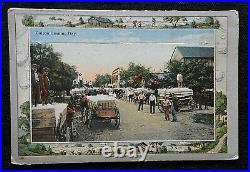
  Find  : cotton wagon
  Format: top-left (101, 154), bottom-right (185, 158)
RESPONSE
top-left (83, 95), bottom-right (120, 129)
top-left (157, 87), bottom-right (196, 112)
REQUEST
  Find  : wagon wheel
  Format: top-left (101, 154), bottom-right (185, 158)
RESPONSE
top-left (113, 110), bottom-right (120, 129)
top-left (158, 102), bottom-right (164, 113)
top-left (83, 109), bottom-right (89, 124)
top-left (87, 119), bottom-right (92, 129)
top-left (188, 99), bottom-right (196, 111)
top-left (87, 110), bottom-right (92, 129)
top-left (66, 127), bottom-right (71, 142)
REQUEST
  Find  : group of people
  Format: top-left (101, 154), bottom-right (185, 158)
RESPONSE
top-left (31, 63), bottom-right (50, 107)
top-left (137, 92), bottom-right (156, 114)
top-left (136, 91), bottom-right (178, 122)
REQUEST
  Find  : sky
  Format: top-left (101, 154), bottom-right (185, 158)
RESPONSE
top-left (30, 28), bottom-right (214, 81)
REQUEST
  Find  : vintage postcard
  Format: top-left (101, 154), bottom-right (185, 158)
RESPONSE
top-left (8, 9), bottom-right (238, 164)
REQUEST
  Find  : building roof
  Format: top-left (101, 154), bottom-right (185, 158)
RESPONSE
top-left (88, 16), bottom-right (113, 23)
top-left (176, 46), bottom-right (214, 58)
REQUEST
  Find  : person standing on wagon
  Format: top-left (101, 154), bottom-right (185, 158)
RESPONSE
top-left (163, 96), bottom-right (171, 121)
top-left (138, 91), bottom-right (145, 111)
top-left (177, 73), bottom-right (183, 88)
top-left (40, 67), bottom-right (50, 106)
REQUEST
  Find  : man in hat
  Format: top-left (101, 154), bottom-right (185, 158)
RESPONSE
top-left (31, 63), bottom-right (40, 107)
top-left (138, 91), bottom-right (145, 111)
top-left (40, 67), bottom-right (50, 105)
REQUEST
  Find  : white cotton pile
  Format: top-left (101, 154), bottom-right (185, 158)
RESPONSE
top-left (87, 95), bottom-right (116, 102)
top-left (32, 103), bottom-right (68, 126)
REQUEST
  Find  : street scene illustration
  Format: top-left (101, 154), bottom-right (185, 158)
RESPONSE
top-left (29, 27), bottom-right (215, 143)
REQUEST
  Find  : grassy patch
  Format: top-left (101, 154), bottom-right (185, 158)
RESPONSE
top-left (219, 140), bottom-right (227, 153)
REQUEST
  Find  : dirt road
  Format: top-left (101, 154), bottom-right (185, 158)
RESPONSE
top-left (74, 100), bottom-right (214, 141)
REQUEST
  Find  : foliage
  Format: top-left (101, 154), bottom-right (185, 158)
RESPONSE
top-left (215, 91), bottom-right (227, 115)
top-left (94, 73), bottom-right (112, 87)
top-left (163, 16), bottom-right (187, 28)
top-left (115, 18), bottom-right (123, 23)
top-left (216, 120), bottom-right (226, 128)
top-left (216, 124), bottom-right (227, 140)
top-left (79, 17), bottom-right (85, 24)
top-left (20, 101), bottom-right (30, 118)
top-left (191, 20), bottom-right (197, 28)
top-left (205, 17), bottom-right (214, 26)
top-left (158, 145), bottom-right (168, 153)
top-left (19, 143), bottom-right (52, 156)
top-left (49, 16), bottom-right (56, 20)
top-left (120, 62), bottom-right (151, 88)
top-left (213, 20), bottom-right (220, 29)
top-left (38, 20), bottom-right (44, 27)
top-left (204, 17), bottom-right (220, 29)
top-left (18, 116), bottom-right (30, 130)
top-left (65, 21), bottom-right (75, 27)
top-left (152, 17), bottom-right (156, 26)
top-left (19, 135), bottom-right (28, 145)
top-left (166, 60), bottom-right (214, 104)
top-left (30, 43), bottom-right (78, 95)
top-left (22, 15), bottom-right (34, 27)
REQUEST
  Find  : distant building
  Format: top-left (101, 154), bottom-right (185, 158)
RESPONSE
top-left (88, 16), bottom-right (113, 28)
top-left (170, 46), bottom-right (214, 66)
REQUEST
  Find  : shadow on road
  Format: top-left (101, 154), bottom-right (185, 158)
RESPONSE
top-left (192, 113), bottom-right (214, 126)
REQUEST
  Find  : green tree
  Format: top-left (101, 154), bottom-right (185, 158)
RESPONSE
top-left (30, 43), bottom-right (78, 96)
top-left (22, 15), bottom-right (34, 27)
top-left (163, 16), bottom-right (187, 28)
top-left (94, 73), bottom-right (111, 87)
top-left (120, 62), bottom-right (151, 88)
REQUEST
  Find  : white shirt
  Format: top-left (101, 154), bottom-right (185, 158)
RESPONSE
top-left (149, 95), bottom-right (156, 102)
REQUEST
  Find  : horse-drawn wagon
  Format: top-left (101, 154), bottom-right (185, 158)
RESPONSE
top-left (57, 103), bottom-right (77, 141)
top-left (82, 95), bottom-right (120, 129)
